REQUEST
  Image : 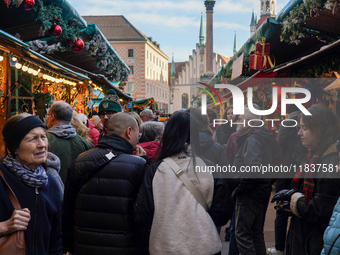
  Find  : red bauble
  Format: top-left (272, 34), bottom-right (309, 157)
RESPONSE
top-left (49, 24), bottom-right (62, 38)
top-left (72, 38), bottom-right (84, 53)
top-left (22, 0), bottom-right (35, 10)
top-left (67, 37), bottom-right (76, 46)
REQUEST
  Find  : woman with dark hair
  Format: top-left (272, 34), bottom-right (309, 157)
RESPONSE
top-left (134, 112), bottom-right (231, 255)
top-left (213, 105), bottom-right (238, 147)
top-left (186, 108), bottom-right (229, 167)
top-left (272, 104), bottom-right (340, 255)
top-left (0, 114), bottom-right (63, 254)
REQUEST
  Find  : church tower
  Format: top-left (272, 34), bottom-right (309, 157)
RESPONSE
top-left (250, 9), bottom-right (256, 37)
top-left (233, 31), bottom-right (237, 55)
top-left (170, 53), bottom-right (176, 85)
top-left (260, 0), bottom-right (276, 17)
top-left (199, 12), bottom-right (205, 46)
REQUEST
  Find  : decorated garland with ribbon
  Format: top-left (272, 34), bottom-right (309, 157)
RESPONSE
top-left (84, 31), bottom-right (129, 81)
top-left (280, 0), bottom-right (338, 45)
top-left (32, 0), bottom-right (81, 41)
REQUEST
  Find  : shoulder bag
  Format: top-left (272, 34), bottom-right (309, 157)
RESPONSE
top-left (163, 157), bottom-right (208, 211)
top-left (0, 170), bottom-right (25, 255)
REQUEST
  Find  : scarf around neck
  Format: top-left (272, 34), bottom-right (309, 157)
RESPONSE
top-left (291, 147), bottom-right (326, 204)
top-left (47, 123), bottom-right (76, 139)
top-left (3, 155), bottom-right (48, 188)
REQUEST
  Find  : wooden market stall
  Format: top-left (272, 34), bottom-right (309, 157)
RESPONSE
top-left (0, 29), bottom-right (89, 157)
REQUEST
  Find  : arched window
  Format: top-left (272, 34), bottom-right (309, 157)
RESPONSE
top-left (266, 1), bottom-right (270, 12)
top-left (182, 93), bottom-right (189, 109)
top-left (271, 1), bottom-right (275, 13)
top-left (261, 1), bottom-right (264, 12)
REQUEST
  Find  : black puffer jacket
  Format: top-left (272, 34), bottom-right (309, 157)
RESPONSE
top-left (199, 132), bottom-right (229, 167)
top-left (232, 126), bottom-right (284, 205)
top-left (62, 134), bottom-right (149, 255)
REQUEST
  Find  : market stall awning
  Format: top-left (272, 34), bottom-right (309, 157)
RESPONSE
top-left (39, 23), bottom-right (130, 81)
top-left (36, 55), bottom-right (133, 100)
top-left (209, 16), bottom-right (327, 86)
top-left (0, 0), bottom-right (130, 81)
top-left (0, 29), bottom-right (89, 81)
top-left (264, 39), bottom-right (340, 74)
top-left (0, 0), bottom-right (87, 42)
top-left (133, 98), bottom-right (157, 109)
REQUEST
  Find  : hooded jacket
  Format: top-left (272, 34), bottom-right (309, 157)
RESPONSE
top-left (62, 134), bottom-right (149, 255)
top-left (137, 140), bottom-right (161, 163)
top-left (47, 128), bottom-right (93, 184)
top-left (86, 120), bottom-right (100, 146)
top-left (232, 126), bottom-right (284, 205)
top-left (321, 197), bottom-right (340, 255)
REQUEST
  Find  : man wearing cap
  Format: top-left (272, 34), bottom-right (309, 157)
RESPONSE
top-left (98, 89), bottom-right (122, 141)
top-left (62, 112), bottom-right (149, 255)
top-left (46, 101), bottom-right (93, 184)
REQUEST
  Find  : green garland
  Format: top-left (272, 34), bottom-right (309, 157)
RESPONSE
top-left (84, 31), bottom-right (130, 81)
top-left (28, 40), bottom-right (70, 53)
top-left (32, 0), bottom-right (81, 41)
top-left (280, 0), bottom-right (338, 45)
top-left (290, 49), bottom-right (340, 77)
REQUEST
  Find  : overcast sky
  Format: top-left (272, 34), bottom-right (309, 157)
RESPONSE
top-left (69, 0), bottom-right (287, 62)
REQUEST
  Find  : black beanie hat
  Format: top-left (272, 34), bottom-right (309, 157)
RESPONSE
top-left (3, 115), bottom-right (46, 155)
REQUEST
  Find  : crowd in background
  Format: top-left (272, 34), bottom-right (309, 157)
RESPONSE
top-left (1, 89), bottom-right (340, 255)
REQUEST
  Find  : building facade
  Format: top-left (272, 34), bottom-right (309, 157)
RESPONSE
top-left (83, 16), bottom-right (170, 112)
top-left (250, 0), bottom-right (276, 36)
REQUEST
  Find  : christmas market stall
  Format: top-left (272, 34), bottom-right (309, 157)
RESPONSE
top-left (132, 98), bottom-right (158, 113)
top-left (0, 0), bottom-right (130, 115)
top-left (0, 28), bottom-right (89, 156)
top-left (205, 0), bottom-right (340, 133)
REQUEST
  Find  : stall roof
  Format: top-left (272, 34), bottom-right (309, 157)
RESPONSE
top-left (264, 39), bottom-right (340, 74)
top-left (46, 23), bottom-right (130, 80)
top-left (209, 16), bottom-right (327, 86)
top-left (0, 0), bottom-right (87, 42)
top-left (0, 0), bottom-right (129, 81)
top-left (0, 29), bottom-right (89, 81)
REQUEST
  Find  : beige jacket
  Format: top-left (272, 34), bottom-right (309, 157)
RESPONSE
top-left (149, 151), bottom-right (222, 255)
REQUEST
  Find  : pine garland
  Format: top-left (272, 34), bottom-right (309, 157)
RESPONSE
top-left (280, 0), bottom-right (338, 45)
top-left (290, 49), bottom-right (340, 77)
top-left (32, 0), bottom-right (81, 41)
top-left (84, 31), bottom-right (130, 81)
top-left (28, 40), bottom-right (70, 54)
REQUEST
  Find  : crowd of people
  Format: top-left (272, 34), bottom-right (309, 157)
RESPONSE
top-left (1, 89), bottom-right (340, 255)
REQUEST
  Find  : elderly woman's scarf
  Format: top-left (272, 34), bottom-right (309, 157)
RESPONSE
top-left (3, 155), bottom-right (48, 188)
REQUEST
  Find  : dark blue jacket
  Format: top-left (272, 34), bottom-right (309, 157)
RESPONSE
top-left (0, 164), bottom-right (62, 255)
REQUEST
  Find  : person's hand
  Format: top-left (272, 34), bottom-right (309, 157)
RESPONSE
top-left (1, 208), bottom-right (31, 235)
top-left (271, 189), bottom-right (297, 203)
top-left (134, 145), bottom-right (146, 157)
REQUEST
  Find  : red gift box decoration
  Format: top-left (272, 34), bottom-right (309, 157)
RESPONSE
top-left (249, 54), bottom-right (275, 70)
top-left (255, 42), bottom-right (270, 56)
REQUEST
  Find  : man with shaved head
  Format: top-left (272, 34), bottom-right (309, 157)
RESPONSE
top-left (47, 101), bottom-right (93, 183)
top-left (62, 112), bottom-right (149, 255)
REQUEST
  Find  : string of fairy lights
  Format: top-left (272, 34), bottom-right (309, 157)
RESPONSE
top-left (0, 51), bottom-right (83, 86)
